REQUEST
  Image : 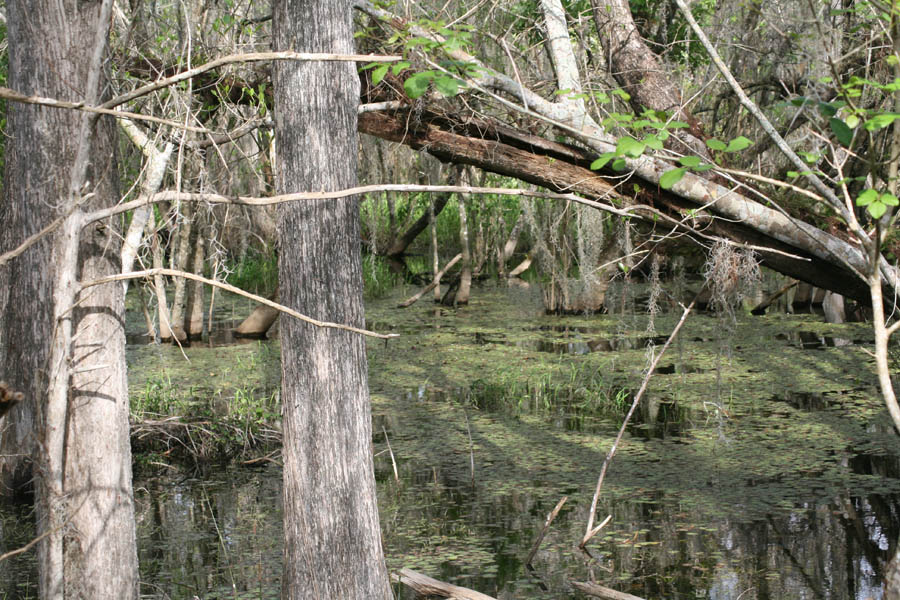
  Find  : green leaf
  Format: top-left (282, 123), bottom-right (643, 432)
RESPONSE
top-left (403, 71), bottom-right (433, 99)
top-left (612, 158), bottom-right (627, 171)
top-left (845, 114), bottom-right (859, 129)
top-left (612, 88), bottom-right (631, 101)
top-left (725, 136), bottom-right (753, 152)
top-left (694, 163), bottom-right (715, 172)
top-left (371, 64), bottom-right (389, 86)
top-left (391, 61), bottom-right (411, 75)
top-left (787, 171), bottom-right (800, 178)
top-left (617, 137), bottom-right (645, 158)
top-left (829, 117), bottom-right (853, 146)
top-left (864, 113), bottom-right (900, 131)
top-left (590, 152), bottom-right (617, 170)
top-left (643, 134), bottom-right (664, 151)
top-left (667, 121), bottom-right (690, 129)
top-left (868, 201), bottom-right (888, 219)
top-left (882, 193), bottom-right (899, 206)
top-left (706, 139), bottom-right (727, 151)
top-left (660, 167), bottom-right (687, 189)
top-left (433, 75), bottom-right (459, 96)
top-left (856, 189), bottom-right (879, 206)
top-left (679, 156), bottom-right (702, 167)
top-left (818, 101), bottom-right (838, 117)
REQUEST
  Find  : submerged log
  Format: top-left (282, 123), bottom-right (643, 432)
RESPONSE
top-left (235, 294), bottom-right (279, 337)
top-left (392, 568), bottom-right (497, 600)
top-left (398, 253), bottom-right (462, 308)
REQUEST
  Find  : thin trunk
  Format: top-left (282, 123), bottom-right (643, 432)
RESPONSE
top-left (169, 201), bottom-right (194, 330)
top-left (185, 225), bottom-right (206, 338)
top-left (457, 191), bottom-right (472, 305)
top-left (431, 200), bottom-right (441, 302)
top-left (273, 0), bottom-right (391, 597)
top-left (152, 228), bottom-right (176, 341)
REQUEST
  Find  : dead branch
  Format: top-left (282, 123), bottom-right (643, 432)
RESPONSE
top-left (582, 294), bottom-right (698, 548)
top-left (0, 86), bottom-right (212, 133)
top-left (524, 495), bottom-right (568, 566)
top-left (80, 268), bottom-right (398, 340)
top-left (102, 51), bottom-right (400, 110)
top-left (398, 253), bottom-right (462, 307)
top-left (85, 184), bottom-right (635, 224)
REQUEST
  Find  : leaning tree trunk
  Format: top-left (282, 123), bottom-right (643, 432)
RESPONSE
top-left (272, 1), bottom-right (392, 598)
top-left (588, 0), bottom-right (708, 156)
top-left (0, 0), bottom-right (138, 597)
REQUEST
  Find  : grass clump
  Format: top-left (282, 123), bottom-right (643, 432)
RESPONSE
top-left (225, 245), bottom-right (278, 296)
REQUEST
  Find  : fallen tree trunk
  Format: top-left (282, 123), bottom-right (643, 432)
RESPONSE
top-left (572, 581), bottom-right (648, 600)
top-left (391, 568), bottom-right (497, 600)
top-left (359, 108), bottom-right (877, 305)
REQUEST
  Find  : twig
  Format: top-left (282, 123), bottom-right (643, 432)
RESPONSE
top-left (0, 527), bottom-right (56, 564)
top-left (0, 87), bottom-right (214, 133)
top-left (85, 184), bottom-right (635, 224)
top-left (381, 426), bottom-right (399, 482)
top-left (524, 496), bottom-right (568, 566)
top-left (463, 410), bottom-right (475, 486)
top-left (80, 268), bottom-right (398, 340)
top-left (581, 295), bottom-right (698, 548)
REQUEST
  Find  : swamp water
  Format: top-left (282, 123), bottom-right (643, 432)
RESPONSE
top-left (2, 282), bottom-right (899, 599)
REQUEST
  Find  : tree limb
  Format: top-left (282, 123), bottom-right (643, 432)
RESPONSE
top-left (80, 268), bottom-right (398, 340)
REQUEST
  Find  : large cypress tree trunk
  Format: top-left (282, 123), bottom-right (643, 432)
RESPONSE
top-left (0, 1), bottom-right (138, 596)
top-left (272, 1), bottom-right (392, 598)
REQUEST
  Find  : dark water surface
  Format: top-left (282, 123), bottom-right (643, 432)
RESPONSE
top-left (2, 283), bottom-right (899, 599)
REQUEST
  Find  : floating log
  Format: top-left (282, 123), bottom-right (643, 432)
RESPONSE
top-left (235, 294), bottom-right (279, 337)
top-left (392, 568), bottom-right (497, 600)
top-left (572, 581), bottom-right (648, 600)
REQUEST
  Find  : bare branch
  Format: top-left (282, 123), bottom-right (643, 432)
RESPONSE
top-left (0, 87), bottom-right (213, 133)
top-left (80, 268), bottom-right (398, 340)
top-left (84, 184), bottom-right (636, 223)
top-left (102, 51), bottom-right (400, 109)
top-left (582, 294), bottom-right (697, 548)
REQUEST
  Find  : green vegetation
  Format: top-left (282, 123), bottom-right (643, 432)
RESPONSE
top-left (362, 253), bottom-right (405, 299)
top-left (129, 341), bottom-right (281, 467)
top-left (224, 245), bottom-right (278, 296)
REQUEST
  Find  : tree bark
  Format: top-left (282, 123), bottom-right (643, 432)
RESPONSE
top-left (0, 0), bottom-right (138, 596)
top-left (273, 1), bottom-right (391, 598)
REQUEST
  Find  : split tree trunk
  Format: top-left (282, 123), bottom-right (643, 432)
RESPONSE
top-left (0, 0), bottom-right (138, 596)
top-left (272, 0), bottom-right (392, 598)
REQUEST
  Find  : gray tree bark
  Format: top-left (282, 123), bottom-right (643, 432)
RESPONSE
top-left (273, 1), bottom-right (392, 598)
top-left (0, 1), bottom-right (138, 596)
